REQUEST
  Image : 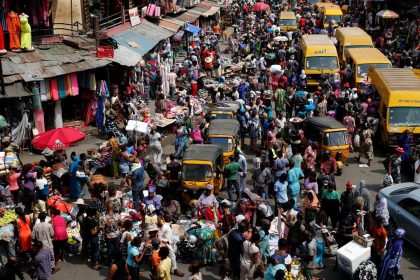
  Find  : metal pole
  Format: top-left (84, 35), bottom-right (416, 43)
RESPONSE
top-left (93, 16), bottom-right (100, 48)
top-left (0, 56), bottom-right (6, 96)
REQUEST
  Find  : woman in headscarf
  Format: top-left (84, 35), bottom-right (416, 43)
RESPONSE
top-left (198, 184), bottom-right (219, 222)
top-left (301, 190), bottom-right (319, 224)
top-left (378, 228), bottom-right (405, 280)
top-left (374, 197), bottom-right (390, 227)
top-left (68, 153), bottom-right (81, 198)
top-left (355, 180), bottom-right (371, 212)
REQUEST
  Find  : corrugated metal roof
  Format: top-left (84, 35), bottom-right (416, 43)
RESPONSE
top-left (175, 11), bottom-right (200, 23)
top-left (202, 6), bottom-right (221, 17)
top-left (102, 45), bottom-right (143, 67)
top-left (2, 44), bottom-right (110, 83)
top-left (111, 20), bottom-right (175, 57)
top-left (159, 19), bottom-right (182, 33)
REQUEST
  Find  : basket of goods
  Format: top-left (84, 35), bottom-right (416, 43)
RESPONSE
top-left (0, 208), bottom-right (17, 227)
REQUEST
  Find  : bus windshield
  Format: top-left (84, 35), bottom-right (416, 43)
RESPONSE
top-left (306, 56), bottom-right (338, 71)
top-left (389, 107), bottom-right (420, 126)
top-left (182, 164), bottom-right (212, 181)
top-left (357, 63), bottom-right (390, 78)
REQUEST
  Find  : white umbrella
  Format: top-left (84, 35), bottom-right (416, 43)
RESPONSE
top-left (270, 64), bottom-right (282, 73)
top-left (274, 36), bottom-right (288, 42)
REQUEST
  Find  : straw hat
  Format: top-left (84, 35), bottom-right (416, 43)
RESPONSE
top-left (75, 198), bottom-right (86, 205)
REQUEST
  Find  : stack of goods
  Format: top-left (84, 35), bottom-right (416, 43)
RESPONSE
top-left (0, 207), bottom-right (17, 227)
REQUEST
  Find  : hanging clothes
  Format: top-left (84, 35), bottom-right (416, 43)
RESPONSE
top-left (19, 14), bottom-right (32, 49)
top-left (70, 74), bottom-right (79, 96)
top-left (11, 113), bottom-right (29, 146)
top-left (6, 11), bottom-right (20, 49)
top-left (57, 76), bottom-right (67, 99)
top-left (34, 109), bottom-right (45, 133)
top-left (0, 22), bottom-right (5, 50)
top-left (54, 100), bottom-right (63, 128)
top-left (50, 78), bottom-right (59, 100)
top-left (32, 84), bottom-right (42, 110)
top-left (39, 80), bottom-right (50, 101)
top-left (95, 97), bottom-right (105, 131)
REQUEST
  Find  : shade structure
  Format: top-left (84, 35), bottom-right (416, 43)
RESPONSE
top-left (252, 2), bottom-right (270, 11)
top-left (184, 23), bottom-right (201, 35)
top-left (32, 128), bottom-right (86, 150)
top-left (376, 10), bottom-right (399, 19)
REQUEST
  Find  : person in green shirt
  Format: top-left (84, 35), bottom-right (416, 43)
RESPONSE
top-left (321, 182), bottom-right (340, 230)
top-left (224, 155), bottom-right (242, 202)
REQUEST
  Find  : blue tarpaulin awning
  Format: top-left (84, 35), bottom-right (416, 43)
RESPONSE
top-left (184, 23), bottom-right (201, 35)
top-left (111, 20), bottom-right (174, 57)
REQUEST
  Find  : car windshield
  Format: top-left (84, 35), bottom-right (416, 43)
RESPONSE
top-left (389, 107), bottom-right (420, 126)
top-left (279, 19), bottom-right (296, 26)
top-left (306, 56), bottom-right (338, 71)
top-left (182, 164), bottom-right (212, 181)
top-left (325, 15), bottom-right (342, 23)
top-left (208, 137), bottom-right (233, 152)
top-left (323, 131), bottom-right (348, 146)
top-left (390, 186), bottom-right (420, 195)
top-left (357, 63), bottom-right (390, 78)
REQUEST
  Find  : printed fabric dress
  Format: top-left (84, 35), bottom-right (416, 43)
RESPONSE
top-left (187, 227), bottom-right (215, 265)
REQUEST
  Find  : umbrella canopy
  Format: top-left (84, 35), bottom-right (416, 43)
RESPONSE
top-left (376, 10), bottom-right (399, 19)
top-left (32, 128), bottom-right (86, 150)
top-left (252, 2), bottom-right (270, 11)
top-left (274, 36), bottom-right (288, 42)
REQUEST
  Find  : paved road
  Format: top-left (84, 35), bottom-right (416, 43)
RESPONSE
top-left (19, 132), bottom-right (420, 280)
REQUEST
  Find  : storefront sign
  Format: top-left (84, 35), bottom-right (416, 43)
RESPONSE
top-left (129, 7), bottom-right (141, 27)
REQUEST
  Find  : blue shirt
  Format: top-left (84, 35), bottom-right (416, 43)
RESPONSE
top-left (274, 180), bottom-right (288, 204)
top-left (264, 263), bottom-right (286, 280)
top-left (273, 158), bottom-right (289, 178)
top-left (288, 167), bottom-right (304, 196)
top-left (132, 166), bottom-right (145, 189)
top-left (127, 242), bottom-right (140, 267)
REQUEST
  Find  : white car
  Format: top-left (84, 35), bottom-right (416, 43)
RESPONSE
top-left (378, 183), bottom-right (420, 249)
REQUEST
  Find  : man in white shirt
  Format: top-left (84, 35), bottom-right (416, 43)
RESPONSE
top-left (160, 213), bottom-right (184, 276)
top-left (259, 54), bottom-right (267, 72)
top-left (167, 69), bottom-right (177, 98)
top-left (414, 154), bottom-right (420, 183)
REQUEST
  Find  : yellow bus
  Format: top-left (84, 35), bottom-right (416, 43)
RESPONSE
top-left (279, 11), bottom-right (297, 32)
top-left (346, 48), bottom-right (391, 88)
top-left (336, 27), bottom-right (373, 63)
top-left (368, 67), bottom-right (420, 146)
top-left (300, 34), bottom-right (339, 86)
top-left (316, 3), bottom-right (343, 27)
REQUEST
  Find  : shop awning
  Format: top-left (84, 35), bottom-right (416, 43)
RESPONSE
top-left (111, 20), bottom-right (174, 57)
top-left (172, 30), bottom-right (185, 41)
top-left (159, 18), bottom-right (182, 33)
top-left (175, 11), bottom-right (201, 23)
top-left (202, 6), bottom-right (221, 17)
top-left (188, 5), bottom-right (210, 16)
top-left (0, 82), bottom-right (33, 99)
top-left (107, 45), bottom-right (143, 67)
top-left (184, 23), bottom-right (201, 35)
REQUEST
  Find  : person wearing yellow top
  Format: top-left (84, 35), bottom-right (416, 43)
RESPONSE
top-left (157, 246), bottom-right (171, 280)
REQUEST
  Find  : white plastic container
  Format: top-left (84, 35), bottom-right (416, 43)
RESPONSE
top-left (337, 241), bottom-right (371, 276)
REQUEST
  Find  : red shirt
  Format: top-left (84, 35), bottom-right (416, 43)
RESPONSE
top-left (52, 215), bottom-right (68, 241)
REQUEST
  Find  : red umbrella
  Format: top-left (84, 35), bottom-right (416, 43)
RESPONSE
top-left (32, 127), bottom-right (86, 150)
top-left (252, 2), bottom-right (270, 11)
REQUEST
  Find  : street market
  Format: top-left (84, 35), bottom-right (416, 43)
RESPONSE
top-left (0, 0), bottom-right (419, 280)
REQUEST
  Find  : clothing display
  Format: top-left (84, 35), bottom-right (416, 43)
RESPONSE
top-left (6, 11), bottom-right (20, 50)
top-left (54, 100), bottom-right (63, 128)
top-left (19, 13), bottom-right (33, 51)
top-left (0, 21), bottom-right (6, 53)
top-left (34, 109), bottom-right (45, 133)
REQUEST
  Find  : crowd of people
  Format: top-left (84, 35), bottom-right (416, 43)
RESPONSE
top-left (1, 0), bottom-right (419, 280)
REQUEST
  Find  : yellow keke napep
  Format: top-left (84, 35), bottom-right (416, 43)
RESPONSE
top-left (412, 69), bottom-right (420, 79)
top-left (346, 48), bottom-right (392, 88)
top-left (279, 11), bottom-right (297, 32)
top-left (207, 119), bottom-right (240, 164)
top-left (368, 67), bottom-right (420, 146)
top-left (303, 116), bottom-right (350, 162)
top-left (300, 35), bottom-right (339, 86)
top-left (336, 27), bottom-right (373, 64)
top-left (315, 3), bottom-right (343, 28)
top-left (181, 144), bottom-right (224, 195)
